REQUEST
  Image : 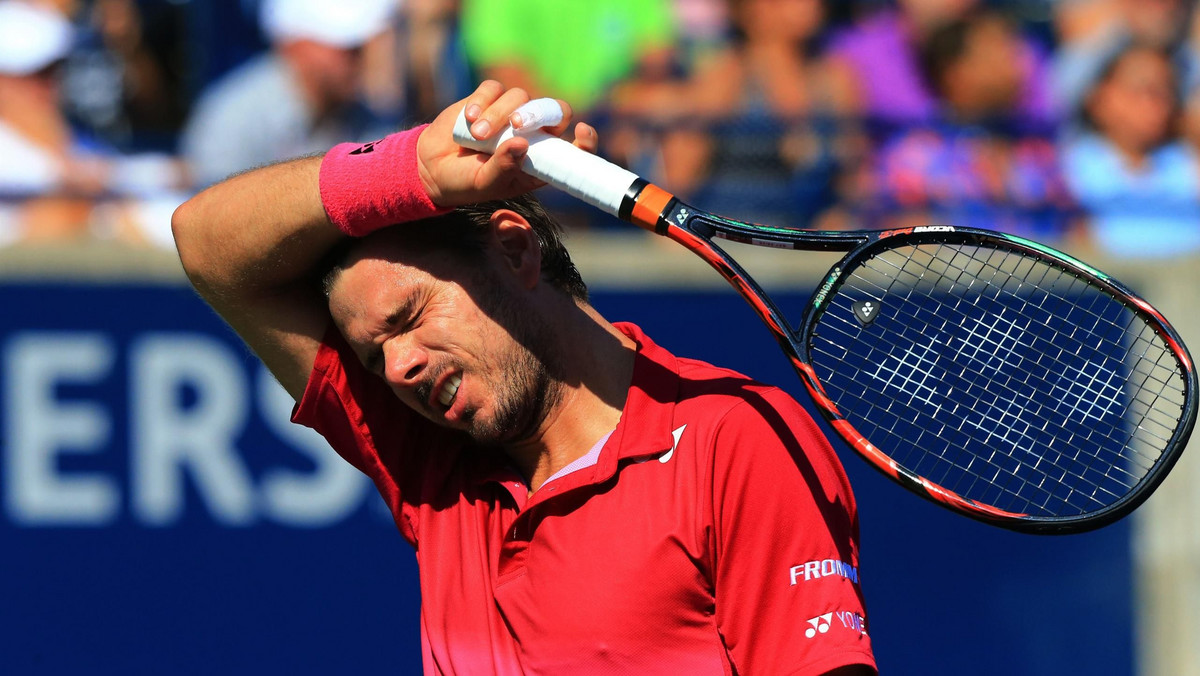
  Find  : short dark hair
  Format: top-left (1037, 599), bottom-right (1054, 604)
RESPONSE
top-left (322, 193), bottom-right (589, 302)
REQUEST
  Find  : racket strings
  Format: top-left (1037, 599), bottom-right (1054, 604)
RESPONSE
top-left (912, 245), bottom-right (1173, 506)
top-left (808, 241), bottom-right (1188, 517)
top-left (890, 246), bottom-right (1166, 505)
top-left (825, 269), bottom-right (1135, 467)
top-left (818, 338), bottom-right (1121, 512)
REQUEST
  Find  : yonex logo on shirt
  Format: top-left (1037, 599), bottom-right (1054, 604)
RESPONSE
top-left (804, 612), bottom-right (833, 638)
top-left (790, 559), bottom-right (859, 586)
top-left (804, 611), bottom-right (867, 639)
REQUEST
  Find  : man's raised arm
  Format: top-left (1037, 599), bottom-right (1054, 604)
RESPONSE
top-left (172, 155), bottom-right (335, 399)
top-left (170, 82), bottom-right (593, 400)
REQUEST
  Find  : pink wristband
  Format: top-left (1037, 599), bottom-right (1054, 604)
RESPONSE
top-left (318, 124), bottom-right (451, 237)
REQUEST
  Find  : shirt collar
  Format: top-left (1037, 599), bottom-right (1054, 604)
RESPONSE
top-left (599, 322), bottom-right (681, 466)
top-left (469, 322), bottom-right (681, 488)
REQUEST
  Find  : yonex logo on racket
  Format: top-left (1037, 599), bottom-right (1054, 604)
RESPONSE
top-left (852, 300), bottom-right (880, 327)
top-left (811, 269), bottom-right (841, 309)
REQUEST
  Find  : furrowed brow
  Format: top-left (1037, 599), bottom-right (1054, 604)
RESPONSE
top-left (361, 298), bottom-right (415, 377)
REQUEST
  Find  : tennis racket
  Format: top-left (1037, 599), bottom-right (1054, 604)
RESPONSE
top-left (453, 112), bottom-right (1197, 534)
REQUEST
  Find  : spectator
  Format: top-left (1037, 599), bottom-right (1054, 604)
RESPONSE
top-left (0, 0), bottom-right (185, 247)
top-left (827, 0), bottom-right (1054, 129)
top-left (1063, 43), bottom-right (1200, 257)
top-left (56, 0), bottom-right (191, 152)
top-left (179, 0), bottom-right (398, 187)
top-left (403, 0), bottom-right (472, 120)
top-left (1053, 0), bottom-right (1195, 120)
top-left (459, 0), bottom-right (677, 114)
top-left (860, 9), bottom-right (1074, 238)
top-left (631, 0), bottom-right (862, 226)
top-left (921, 8), bottom-right (1026, 125)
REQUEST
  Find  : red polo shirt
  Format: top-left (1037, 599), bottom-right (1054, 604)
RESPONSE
top-left (293, 322), bottom-right (875, 675)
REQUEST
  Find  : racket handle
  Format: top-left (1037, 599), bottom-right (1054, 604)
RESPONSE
top-left (452, 110), bottom-right (639, 217)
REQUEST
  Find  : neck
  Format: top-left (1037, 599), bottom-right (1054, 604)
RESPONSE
top-left (503, 300), bottom-right (637, 491)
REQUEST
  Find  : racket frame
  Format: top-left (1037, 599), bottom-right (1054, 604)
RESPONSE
top-left (637, 186), bottom-right (1198, 534)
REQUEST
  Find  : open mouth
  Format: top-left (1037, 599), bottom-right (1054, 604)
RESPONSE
top-left (436, 373), bottom-right (462, 409)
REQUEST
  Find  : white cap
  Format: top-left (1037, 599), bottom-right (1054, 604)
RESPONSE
top-left (260, 0), bottom-right (397, 49)
top-left (0, 1), bottom-right (73, 76)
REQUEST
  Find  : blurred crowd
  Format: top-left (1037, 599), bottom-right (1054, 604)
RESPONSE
top-left (2, 0), bottom-right (1200, 258)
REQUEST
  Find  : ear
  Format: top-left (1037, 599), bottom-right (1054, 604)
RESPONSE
top-left (489, 209), bottom-right (542, 289)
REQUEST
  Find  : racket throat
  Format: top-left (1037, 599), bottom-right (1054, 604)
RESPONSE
top-left (619, 179), bottom-right (678, 234)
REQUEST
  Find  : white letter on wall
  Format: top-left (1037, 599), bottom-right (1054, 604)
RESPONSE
top-left (256, 367), bottom-right (368, 527)
top-left (4, 332), bottom-right (118, 525)
top-left (130, 334), bottom-right (254, 526)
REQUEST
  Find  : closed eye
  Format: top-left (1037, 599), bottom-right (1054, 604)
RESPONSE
top-left (362, 299), bottom-right (419, 378)
top-left (363, 347), bottom-right (384, 378)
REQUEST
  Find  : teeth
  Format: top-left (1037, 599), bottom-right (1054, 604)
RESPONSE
top-left (437, 374), bottom-right (462, 407)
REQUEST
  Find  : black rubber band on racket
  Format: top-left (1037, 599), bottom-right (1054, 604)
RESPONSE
top-left (618, 178), bottom-right (649, 222)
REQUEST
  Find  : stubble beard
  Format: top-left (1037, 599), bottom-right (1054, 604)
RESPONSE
top-left (461, 345), bottom-right (558, 446)
top-left (458, 279), bottom-right (564, 447)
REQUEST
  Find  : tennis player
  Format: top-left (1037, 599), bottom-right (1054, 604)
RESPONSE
top-left (172, 81), bottom-right (876, 675)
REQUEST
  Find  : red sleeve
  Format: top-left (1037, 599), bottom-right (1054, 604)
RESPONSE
top-left (291, 326), bottom-right (460, 545)
top-left (709, 388), bottom-right (876, 675)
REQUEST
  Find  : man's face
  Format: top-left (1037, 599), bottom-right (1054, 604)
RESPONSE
top-left (327, 242), bottom-right (558, 445)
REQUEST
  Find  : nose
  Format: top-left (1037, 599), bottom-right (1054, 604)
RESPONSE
top-left (382, 338), bottom-right (428, 388)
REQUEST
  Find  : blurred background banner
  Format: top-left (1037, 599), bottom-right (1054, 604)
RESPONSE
top-left (3, 0), bottom-right (1200, 673)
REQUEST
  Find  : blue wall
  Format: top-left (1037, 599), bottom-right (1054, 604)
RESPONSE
top-left (0, 282), bottom-right (1132, 674)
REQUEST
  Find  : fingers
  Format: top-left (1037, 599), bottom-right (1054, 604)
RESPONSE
top-left (464, 83), bottom-right (535, 140)
top-left (462, 83), bottom-right (581, 141)
top-left (572, 122), bottom-right (599, 154)
top-left (472, 136), bottom-right (531, 190)
top-left (440, 81), bottom-right (598, 203)
top-left (460, 79), bottom-right (505, 124)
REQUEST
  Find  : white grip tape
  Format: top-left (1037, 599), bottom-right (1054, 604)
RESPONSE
top-left (453, 111), bottom-right (638, 216)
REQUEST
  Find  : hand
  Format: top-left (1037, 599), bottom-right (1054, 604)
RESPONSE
top-left (416, 80), bottom-right (599, 207)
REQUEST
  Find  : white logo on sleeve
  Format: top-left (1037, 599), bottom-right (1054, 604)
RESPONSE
top-left (804, 611), bottom-right (868, 639)
top-left (804, 613), bottom-right (833, 638)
